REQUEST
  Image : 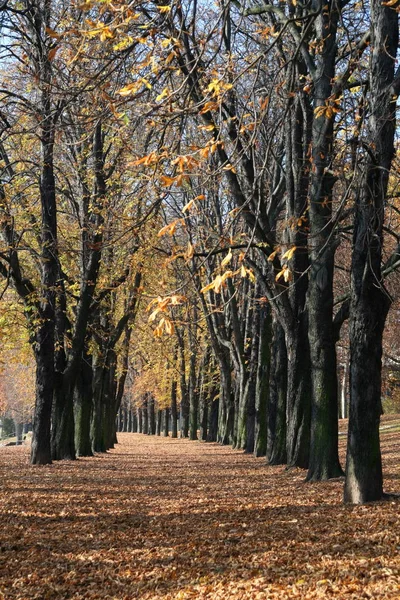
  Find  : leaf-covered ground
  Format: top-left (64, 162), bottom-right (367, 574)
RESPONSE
top-left (1, 419), bottom-right (400, 599)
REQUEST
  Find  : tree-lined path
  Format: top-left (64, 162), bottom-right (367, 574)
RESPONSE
top-left (1, 429), bottom-right (400, 599)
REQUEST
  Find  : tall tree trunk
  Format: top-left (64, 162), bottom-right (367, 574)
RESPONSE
top-left (142, 398), bottom-right (149, 435)
top-left (253, 304), bottom-right (271, 456)
top-left (306, 3), bottom-right (343, 482)
top-left (285, 317), bottom-right (311, 469)
top-left (198, 351), bottom-right (211, 442)
top-left (74, 351), bottom-right (93, 457)
top-left (163, 407), bottom-right (169, 436)
top-left (177, 334), bottom-right (189, 438)
top-left (217, 356), bottom-right (234, 445)
top-left (267, 319), bottom-right (287, 465)
top-left (282, 65), bottom-right (312, 471)
top-left (31, 9), bottom-right (58, 464)
top-left (189, 358), bottom-right (199, 441)
top-left (132, 410), bottom-right (138, 433)
top-left (156, 408), bottom-right (162, 436)
top-left (148, 396), bottom-right (156, 435)
top-left (91, 355), bottom-right (107, 452)
top-left (207, 396), bottom-right (219, 442)
top-left (344, 2), bottom-right (398, 503)
top-left (31, 337), bottom-right (54, 465)
top-left (171, 379), bottom-right (178, 438)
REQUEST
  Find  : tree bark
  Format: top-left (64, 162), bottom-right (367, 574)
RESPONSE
top-left (253, 304), bottom-right (271, 456)
top-left (171, 379), bottom-right (178, 438)
top-left (74, 352), bottom-right (93, 457)
top-left (306, 3), bottom-right (343, 482)
top-left (267, 319), bottom-right (287, 465)
top-left (285, 317), bottom-right (311, 469)
top-left (344, 2), bottom-right (398, 503)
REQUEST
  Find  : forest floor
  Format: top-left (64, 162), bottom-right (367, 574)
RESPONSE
top-left (1, 418), bottom-right (400, 599)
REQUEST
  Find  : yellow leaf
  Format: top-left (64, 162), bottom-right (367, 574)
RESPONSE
top-left (199, 124), bottom-right (215, 132)
top-left (154, 321), bottom-right (164, 337)
top-left (182, 199), bottom-right (195, 213)
top-left (158, 5), bottom-right (171, 12)
top-left (156, 87), bottom-right (169, 102)
top-left (199, 146), bottom-right (210, 159)
top-left (158, 297), bottom-right (172, 310)
top-left (268, 246), bottom-right (280, 262)
top-left (275, 265), bottom-right (292, 282)
top-left (157, 219), bottom-right (180, 237)
top-left (164, 318), bottom-right (174, 335)
top-left (221, 270), bottom-right (234, 283)
top-left (208, 78), bottom-right (221, 93)
top-left (160, 175), bottom-right (177, 186)
top-left (185, 242), bottom-right (194, 260)
top-left (284, 267), bottom-right (293, 282)
top-left (200, 281), bottom-right (215, 294)
top-left (129, 152), bottom-right (158, 167)
top-left (240, 264), bottom-right (247, 278)
top-left (281, 246), bottom-right (296, 261)
top-left (113, 37), bottom-right (134, 52)
top-left (247, 268), bottom-right (256, 283)
top-left (141, 77), bottom-right (152, 89)
top-left (221, 248), bottom-right (233, 268)
top-left (199, 101), bottom-right (220, 114)
top-left (148, 308), bottom-right (160, 322)
top-left (170, 295), bottom-right (186, 305)
top-left (118, 83), bottom-right (139, 97)
top-left (275, 266), bottom-right (287, 281)
top-left (213, 274), bottom-right (223, 294)
top-left (99, 27), bottom-right (114, 41)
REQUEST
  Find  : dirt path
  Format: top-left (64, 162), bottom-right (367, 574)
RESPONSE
top-left (1, 432), bottom-right (400, 599)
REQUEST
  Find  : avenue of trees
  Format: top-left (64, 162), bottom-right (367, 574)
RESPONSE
top-left (0, 0), bottom-right (399, 504)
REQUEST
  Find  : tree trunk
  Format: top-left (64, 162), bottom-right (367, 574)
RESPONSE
top-left (253, 304), bottom-right (271, 456)
top-left (285, 317), bottom-right (311, 469)
top-left (142, 398), bottom-right (148, 435)
top-left (199, 358), bottom-right (210, 442)
top-left (156, 409), bottom-right (162, 436)
top-left (207, 396), bottom-right (219, 442)
top-left (189, 356), bottom-right (199, 441)
top-left (163, 407), bottom-right (169, 436)
top-left (267, 319), bottom-right (287, 465)
top-left (132, 411), bottom-right (138, 433)
top-left (340, 360), bottom-right (349, 420)
top-left (305, 3), bottom-right (343, 482)
top-left (217, 358), bottom-right (234, 445)
top-left (52, 374), bottom-right (75, 461)
top-left (91, 357), bottom-right (107, 452)
top-left (171, 379), bottom-right (178, 438)
top-left (31, 334), bottom-right (54, 465)
top-left (344, 1), bottom-right (398, 503)
top-left (175, 332), bottom-right (189, 437)
top-left (31, 24), bottom-right (58, 465)
top-left (74, 352), bottom-right (93, 457)
top-left (148, 396), bottom-right (156, 435)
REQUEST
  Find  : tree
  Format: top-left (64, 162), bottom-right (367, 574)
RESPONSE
top-left (344, 2), bottom-right (400, 503)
